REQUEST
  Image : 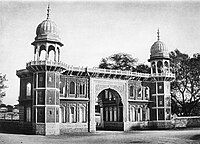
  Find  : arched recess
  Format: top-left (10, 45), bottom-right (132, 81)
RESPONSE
top-left (26, 82), bottom-right (31, 97)
top-left (57, 47), bottom-right (60, 62)
top-left (39, 45), bottom-right (46, 61)
top-left (95, 88), bottom-right (123, 130)
top-left (151, 62), bottom-right (156, 73)
top-left (48, 45), bottom-right (56, 61)
top-left (157, 61), bottom-right (163, 73)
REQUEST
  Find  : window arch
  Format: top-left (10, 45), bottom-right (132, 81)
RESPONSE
top-left (26, 83), bottom-right (31, 96)
top-left (48, 45), bottom-right (56, 61)
top-left (39, 45), bottom-right (46, 61)
top-left (152, 62), bottom-right (156, 73)
top-left (69, 106), bottom-right (76, 123)
top-left (157, 61), bottom-right (163, 73)
top-left (69, 81), bottom-right (76, 94)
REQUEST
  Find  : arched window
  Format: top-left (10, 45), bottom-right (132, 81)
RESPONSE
top-left (26, 83), bottom-right (31, 96)
top-left (39, 45), bottom-right (46, 61)
top-left (48, 45), bottom-right (56, 61)
top-left (152, 62), bottom-right (156, 73)
top-left (48, 50), bottom-right (55, 61)
top-left (57, 47), bottom-right (60, 62)
top-left (157, 61), bottom-right (163, 73)
top-left (60, 82), bottom-right (64, 95)
top-left (70, 106), bottom-right (76, 123)
top-left (164, 61), bottom-right (169, 67)
top-left (69, 81), bottom-right (75, 94)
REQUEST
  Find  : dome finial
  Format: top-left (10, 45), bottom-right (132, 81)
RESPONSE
top-left (157, 28), bottom-right (160, 41)
top-left (47, 4), bottom-right (51, 19)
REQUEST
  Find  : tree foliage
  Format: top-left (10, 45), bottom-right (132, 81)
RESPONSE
top-left (0, 74), bottom-right (8, 104)
top-left (170, 49), bottom-right (200, 116)
top-left (99, 53), bottom-right (138, 71)
top-left (99, 53), bottom-right (150, 73)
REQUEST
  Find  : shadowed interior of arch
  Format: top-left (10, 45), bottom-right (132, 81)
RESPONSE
top-left (95, 88), bottom-right (124, 131)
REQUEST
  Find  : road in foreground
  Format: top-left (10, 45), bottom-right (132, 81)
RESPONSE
top-left (0, 128), bottom-right (200, 144)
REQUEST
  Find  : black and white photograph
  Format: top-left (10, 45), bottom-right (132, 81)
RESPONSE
top-left (0, 0), bottom-right (200, 143)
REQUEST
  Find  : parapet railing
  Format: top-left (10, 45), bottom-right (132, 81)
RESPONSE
top-left (26, 60), bottom-right (175, 78)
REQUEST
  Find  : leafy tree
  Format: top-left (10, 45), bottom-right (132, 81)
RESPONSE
top-left (0, 74), bottom-right (8, 104)
top-left (136, 64), bottom-right (151, 73)
top-left (99, 53), bottom-right (138, 71)
top-left (99, 53), bottom-right (150, 73)
top-left (170, 49), bottom-right (200, 116)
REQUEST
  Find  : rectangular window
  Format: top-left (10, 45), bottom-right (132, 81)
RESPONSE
top-left (79, 106), bottom-right (86, 123)
top-left (152, 96), bottom-right (156, 107)
top-left (138, 88), bottom-right (142, 98)
top-left (166, 109), bottom-right (171, 120)
top-left (47, 73), bottom-right (55, 88)
top-left (158, 109), bottom-right (165, 120)
top-left (130, 86), bottom-right (133, 97)
top-left (38, 73), bottom-right (45, 87)
top-left (109, 107), bottom-right (113, 121)
top-left (37, 107), bottom-right (45, 123)
top-left (26, 107), bottom-right (31, 122)
top-left (70, 106), bottom-right (76, 123)
top-left (158, 96), bottom-right (164, 107)
top-left (151, 82), bottom-right (156, 94)
top-left (151, 109), bottom-right (157, 121)
top-left (37, 90), bottom-right (45, 105)
top-left (157, 82), bottom-right (164, 94)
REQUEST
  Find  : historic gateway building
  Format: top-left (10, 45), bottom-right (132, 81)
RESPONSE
top-left (16, 7), bottom-right (175, 135)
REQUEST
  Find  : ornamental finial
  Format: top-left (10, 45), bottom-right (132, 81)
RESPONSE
top-left (47, 4), bottom-right (51, 19)
top-left (157, 28), bottom-right (160, 41)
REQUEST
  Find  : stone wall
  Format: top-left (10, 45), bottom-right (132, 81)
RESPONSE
top-left (148, 121), bottom-right (173, 129)
top-left (60, 123), bottom-right (88, 134)
top-left (104, 122), bottom-right (124, 131)
top-left (172, 116), bottom-right (200, 128)
top-left (124, 121), bottom-right (148, 131)
top-left (0, 120), bottom-right (34, 134)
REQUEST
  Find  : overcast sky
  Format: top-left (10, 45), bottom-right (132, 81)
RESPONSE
top-left (1, 0), bottom-right (200, 105)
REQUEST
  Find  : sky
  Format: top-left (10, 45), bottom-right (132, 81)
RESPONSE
top-left (1, 0), bottom-right (200, 105)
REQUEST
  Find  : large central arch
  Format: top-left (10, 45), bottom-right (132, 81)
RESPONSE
top-left (89, 78), bottom-right (127, 132)
top-left (96, 88), bottom-right (123, 130)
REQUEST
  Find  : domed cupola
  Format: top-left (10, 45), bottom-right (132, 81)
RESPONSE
top-left (32, 5), bottom-right (63, 46)
top-left (149, 29), bottom-right (169, 61)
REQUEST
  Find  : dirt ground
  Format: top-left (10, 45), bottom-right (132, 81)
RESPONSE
top-left (0, 128), bottom-right (200, 144)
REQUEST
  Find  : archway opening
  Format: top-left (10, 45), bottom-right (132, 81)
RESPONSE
top-left (48, 45), bottom-right (56, 61)
top-left (39, 45), bottom-right (46, 61)
top-left (95, 88), bottom-right (123, 131)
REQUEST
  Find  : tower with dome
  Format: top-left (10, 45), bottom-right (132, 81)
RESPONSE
top-left (16, 6), bottom-right (175, 135)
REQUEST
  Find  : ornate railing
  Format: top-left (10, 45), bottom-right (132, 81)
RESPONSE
top-left (26, 60), bottom-right (175, 78)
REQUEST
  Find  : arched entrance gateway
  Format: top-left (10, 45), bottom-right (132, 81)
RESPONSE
top-left (96, 89), bottom-right (123, 130)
